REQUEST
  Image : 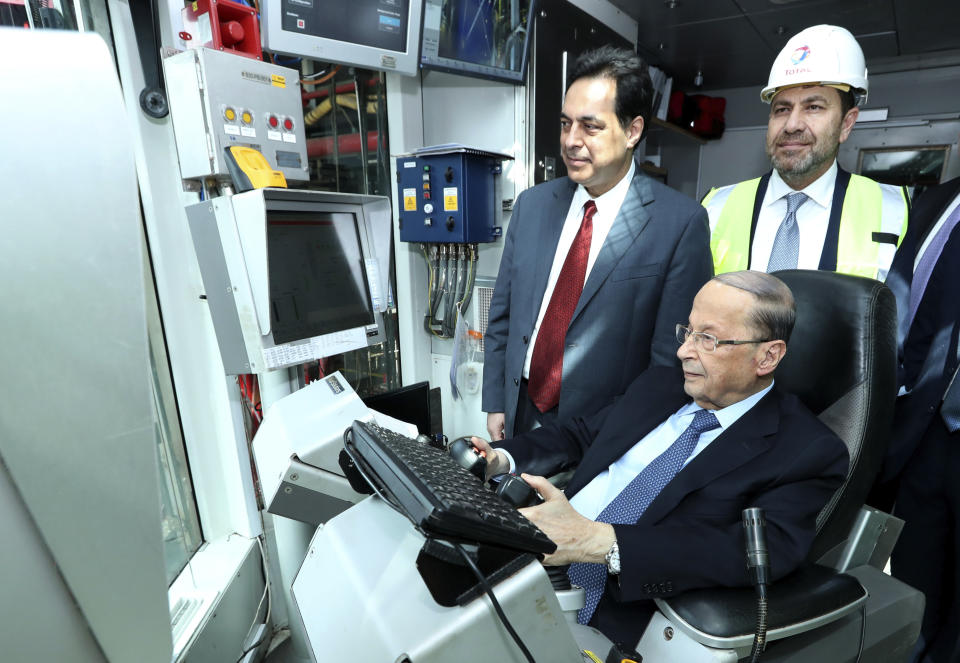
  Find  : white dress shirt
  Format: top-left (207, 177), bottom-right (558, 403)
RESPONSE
top-left (568, 383), bottom-right (774, 520)
top-left (751, 161), bottom-right (838, 274)
top-left (521, 160), bottom-right (636, 379)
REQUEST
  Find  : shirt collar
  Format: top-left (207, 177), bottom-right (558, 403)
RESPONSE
top-left (572, 158), bottom-right (636, 216)
top-left (677, 381), bottom-right (775, 431)
top-left (767, 160), bottom-right (837, 210)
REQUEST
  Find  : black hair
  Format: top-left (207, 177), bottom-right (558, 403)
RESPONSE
top-left (839, 88), bottom-right (857, 117)
top-left (567, 45), bottom-right (653, 140)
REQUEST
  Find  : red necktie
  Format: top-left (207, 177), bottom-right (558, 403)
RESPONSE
top-left (527, 200), bottom-right (597, 413)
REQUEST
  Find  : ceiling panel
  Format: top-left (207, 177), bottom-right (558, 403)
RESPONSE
top-left (609, 0), bottom-right (743, 27)
top-left (744, 0), bottom-right (896, 51)
top-left (609, 0), bottom-right (960, 91)
top-left (856, 32), bottom-right (900, 60)
top-left (893, 0), bottom-right (960, 53)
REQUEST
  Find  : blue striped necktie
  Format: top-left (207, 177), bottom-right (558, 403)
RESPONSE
top-left (567, 409), bottom-right (721, 625)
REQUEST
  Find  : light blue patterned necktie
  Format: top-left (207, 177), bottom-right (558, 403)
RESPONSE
top-left (766, 192), bottom-right (808, 272)
top-left (567, 409), bottom-right (721, 625)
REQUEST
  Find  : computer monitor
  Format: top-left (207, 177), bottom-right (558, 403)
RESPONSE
top-left (186, 188), bottom-right (393, 374)
top-left (261, 0), bottom-right (424, 77)
top-left (419, 0), bottom-right (537, 84)
top-left (362, 381), bottom-right (433, 436)
top-left (267, 210), bottom-right (375, 345)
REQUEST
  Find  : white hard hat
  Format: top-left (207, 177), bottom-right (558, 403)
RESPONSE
top-left (761, 24), bottom-right (868, 105)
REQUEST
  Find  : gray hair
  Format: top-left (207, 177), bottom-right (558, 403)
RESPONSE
top-left (712, 271), bottom-right (796, 344)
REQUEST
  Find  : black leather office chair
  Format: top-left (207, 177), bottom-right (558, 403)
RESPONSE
top-left (640, 271), bottom-right (923, 662)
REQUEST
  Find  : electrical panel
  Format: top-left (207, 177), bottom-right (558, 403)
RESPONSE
top-left (396, 146), bottom-right (511, 243)
top-left (164, 47), bottom-right (309, 183)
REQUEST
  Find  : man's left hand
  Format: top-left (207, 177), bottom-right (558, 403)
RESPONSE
top-left (519, 474), bottom-right (616, 566)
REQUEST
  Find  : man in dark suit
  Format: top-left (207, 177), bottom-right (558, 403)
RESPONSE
top-left (881, 177), bottom-right (960, 663)
top-left (474, 271), bottom-right (848, 647)
top-left (482, 46), bottom-right (713, 441)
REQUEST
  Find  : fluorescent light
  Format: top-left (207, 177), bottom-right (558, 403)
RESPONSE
top-left (857, 108), bottom-right (890, 123)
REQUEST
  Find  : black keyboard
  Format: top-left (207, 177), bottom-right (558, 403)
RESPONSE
top-left (346, 420), bottom-right (556, 555)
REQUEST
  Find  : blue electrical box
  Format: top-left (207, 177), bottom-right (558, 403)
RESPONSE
top-left (396, 145), bottom-right (512, 243)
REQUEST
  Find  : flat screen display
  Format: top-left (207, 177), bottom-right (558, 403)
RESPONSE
top-left (281, 0), bottom-right (409, 52)
top-left (420, 0), bottom-right (536, 84)
top-left (267, 211), bottom-right (375, 345)
top-left (262, 0), bottom-right (422, 76)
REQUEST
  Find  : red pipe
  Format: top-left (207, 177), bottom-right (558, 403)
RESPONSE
top-left (301, 78), bottom-right (379, 102)
top-left (307, 131), bottom-right (379, 158)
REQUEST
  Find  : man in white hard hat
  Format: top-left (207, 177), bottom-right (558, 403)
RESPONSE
top-left (702, 24), bottom-right (908, 281)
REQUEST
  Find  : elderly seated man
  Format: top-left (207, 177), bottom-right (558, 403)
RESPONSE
top-left (472, 270), bottom-right (849, 647)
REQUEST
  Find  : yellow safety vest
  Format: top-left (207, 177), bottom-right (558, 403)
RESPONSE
top-left (703, 171), bottom-right (908, 279)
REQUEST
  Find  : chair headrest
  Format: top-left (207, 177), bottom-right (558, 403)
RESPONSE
top-left (772, 270), bottom-right (897, 560)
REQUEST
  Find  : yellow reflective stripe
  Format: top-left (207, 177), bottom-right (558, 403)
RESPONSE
top-left (836, 174), bottom-right (883, 278)
top-left (709, 178), bottom-right (761, 274)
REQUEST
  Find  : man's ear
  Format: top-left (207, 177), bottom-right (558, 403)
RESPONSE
top-left (626, 115), bottom-right (644, 149)
top-left (839, 106), bottom-right (859, 143)
top-left (756, 340), bottom-right (787, 377)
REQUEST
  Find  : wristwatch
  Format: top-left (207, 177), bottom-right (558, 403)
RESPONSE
top-left (605, 540), bottom-right (621, 575)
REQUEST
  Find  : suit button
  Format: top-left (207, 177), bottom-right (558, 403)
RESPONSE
top-left (514, 378), bottom-right (519, 386)
top-left (930, 406), bottom-right (936, 413)
top-left (523, 335), bottom-right (529, 344)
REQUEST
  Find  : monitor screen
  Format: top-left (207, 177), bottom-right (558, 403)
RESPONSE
top-left (267, 211), bottom-right (375, 345)
top-left (262, 0), bottom-right (423, 76)
top-left (362, 382), bottom-right (434, 435)
top-left (419, 0), bottom-right (537, 84)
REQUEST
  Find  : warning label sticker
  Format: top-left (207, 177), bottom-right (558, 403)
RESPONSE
top-left (443, 187), bottom-right (458, 212)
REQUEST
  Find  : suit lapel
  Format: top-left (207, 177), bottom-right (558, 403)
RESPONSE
top-left (901, 179), bottom-right (960, 350)
top-left (530, 179), bottom-right (578, 320)
top-left (639, 390), bottom-right (780, 525)
top-left (571, 172), bottom-right (654, 323)
top-left (565, 384), bottom-right (685, 497)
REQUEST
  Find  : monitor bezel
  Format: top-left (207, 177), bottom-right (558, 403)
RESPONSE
top-left (265, 207), bottom-right (377, 346)
top-left (260, 195), bottom-right (384, 350)
top-left (418, 0), bottom-right (538, 85)
top-left (261, 0), bottom-right (424, 77)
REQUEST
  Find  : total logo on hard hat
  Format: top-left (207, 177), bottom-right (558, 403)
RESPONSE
top-left (790, 46), bottom-right (810, 65)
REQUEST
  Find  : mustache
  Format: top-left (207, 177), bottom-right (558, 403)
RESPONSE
top-left (774, 130), bottom-right (814, 145)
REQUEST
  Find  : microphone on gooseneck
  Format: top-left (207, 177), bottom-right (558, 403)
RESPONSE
top-left (742, 507), bottom-right (770, 663)
top-left (743, 507), bottom-right (770, 587)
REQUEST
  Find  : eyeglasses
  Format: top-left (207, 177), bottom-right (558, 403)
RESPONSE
top-left (675, 324), bottom-right (771, 353)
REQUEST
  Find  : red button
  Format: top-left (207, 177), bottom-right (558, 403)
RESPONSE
top-left (268, 115), bottom-right (279, 128)
top-left (423, 192), bottom-right (431, 199)
top-left (283, 117), bottom-right (294, 131)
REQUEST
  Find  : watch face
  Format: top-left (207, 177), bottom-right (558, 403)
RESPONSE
top-left (606, 542), bottom-right (620, 574)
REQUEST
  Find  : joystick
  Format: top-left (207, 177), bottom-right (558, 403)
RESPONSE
top-left (448, 437), bottom-right (487, 480)
top-left (495, 474), bottom-right (544, 508)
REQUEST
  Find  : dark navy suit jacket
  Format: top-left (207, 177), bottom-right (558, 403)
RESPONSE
top-left (497, 366), bottom-right (848, 646)
top-left (883, 177), bottom-right (960, 481)
top-left (482, 171), bottom-right (713, 436)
